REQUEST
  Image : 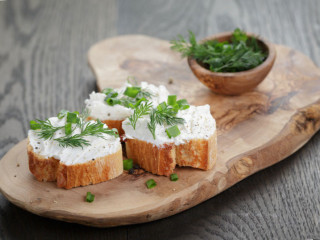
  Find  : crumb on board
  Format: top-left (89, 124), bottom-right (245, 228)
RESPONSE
top-left (53, 200), bottom-right (57, 204)
top-left (172, 188), bottom-right (176, 191)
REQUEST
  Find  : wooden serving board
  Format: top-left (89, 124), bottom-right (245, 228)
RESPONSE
top-left (1, 35), bottom-right (320, 228)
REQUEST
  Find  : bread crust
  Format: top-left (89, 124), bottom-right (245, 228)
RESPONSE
top-left (87, 117), bottom-right (125, 136)
top-left (125, 131), bottom-right (217, 176)
top-left (28, 142), bottom-right (123, 189)
top-left (176, 131), bottom-right (217, 170)
top-left (126, 139), bottom-right (175, 176)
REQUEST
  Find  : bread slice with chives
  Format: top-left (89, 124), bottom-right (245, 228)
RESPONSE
top-left (123, 104), bottom-right (217, 176)
top-left (28, 113), bottom-right (123, 189)
top-left (85, 81), bottom-right (169, 137)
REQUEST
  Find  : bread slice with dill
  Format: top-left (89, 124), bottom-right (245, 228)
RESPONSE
top-left (123, 105), bottom-right (217, 176)
top-left (28, 113), bottom-right (123, 189)
top-left (85, 81), bottom-right (169, 137)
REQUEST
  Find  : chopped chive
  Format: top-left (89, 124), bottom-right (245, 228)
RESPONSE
top-left (86, 192), bottom-right (95, 203)
top-left (124, 87), bottom-right (141, 98)
top-left (106, 91), bottom-right (118, 99)
top-left (157, 102), bottom-right (167, 111)
top-left (105, 98), bottom-right (121, 106)
top-left (166, 125), bottom-right (181, 138)
top-left (177, 99), bottom-right (190, 110)
top-left (134, 97), bottom-right (146, 107)
top-left (172, 103), bottom-right (180, 113)
top-left (30, 120), bottom-right (41, 130)
top-left (123, 159), bottom-right (133, 170)
top-left (170, 173), bottom-right (178, 181)
top-left (66, 112), bottom-right (78, 123)
top-left (146, 179), bottom-right (156, 189)
top-left (167, 95), bottom-right (177, 106)
top-left (102, 88), bottom-right (113, 95)
top-left (65, 122), bottom-right (72, 135)
top-left (57, 109), bottom-right (68, 119)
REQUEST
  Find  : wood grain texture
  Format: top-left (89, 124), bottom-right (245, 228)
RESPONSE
top-left (1, 34), bottom-right (320, 229)
top-left (1, 0), bottom-right (320, 239)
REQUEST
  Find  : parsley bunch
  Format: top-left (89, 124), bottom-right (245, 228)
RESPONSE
top-left (171, 28), bottom-right (267, 73)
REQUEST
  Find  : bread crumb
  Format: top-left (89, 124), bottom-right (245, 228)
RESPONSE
top-left (172, 188), bottom-right (176, 191)
top-left (16, 163), bottom-right (20, 167)
top-left (53, 200), bottom-right (57, 203)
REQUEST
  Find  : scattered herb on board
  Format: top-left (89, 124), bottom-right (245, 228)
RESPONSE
top-left (29, 110), bottom-right (118, 149)
top-left (146, 179), bottom-right (157, 189)
top-left (170, 28), bottom-right (267, 73)
top-left (86, 192), bottom-right (95, 202)
top-left (170, 173), bottom-right (179, 181)
top-left (123, 159), bottom-right (133, 170)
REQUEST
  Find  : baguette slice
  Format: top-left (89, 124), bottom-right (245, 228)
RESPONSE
top-left (28, 142), bottom-right (123, 189)
top-left (28, 116), bottom-right (123, 189)
top-left (124, 105), bottom-right (217, 176)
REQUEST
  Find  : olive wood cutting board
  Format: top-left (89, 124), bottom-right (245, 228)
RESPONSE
top-left (1, 35), bottom-right (320, 227)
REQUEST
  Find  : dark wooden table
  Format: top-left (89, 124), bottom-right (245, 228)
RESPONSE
top-left (1, 0), bottom-right (320, 239)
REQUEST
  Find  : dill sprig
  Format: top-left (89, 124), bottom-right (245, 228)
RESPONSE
top-left (30, 111), bottom-right (118, 149)
top-left (170, 28), bottom-right (267, 73)
top-left (36, 119), bottom-right (63, 140)
top-left (147, 103), bottom-right (185, 139)
top-left (128, 101), bottom-right (152, 129)
top-left (55, 120), bottom-right (118, 148)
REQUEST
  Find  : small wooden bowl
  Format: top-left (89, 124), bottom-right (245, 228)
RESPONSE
top-left (188, 32), bottom-right (276, 95)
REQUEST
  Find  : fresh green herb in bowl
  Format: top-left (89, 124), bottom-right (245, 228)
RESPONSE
top-left (171, 28), bottom-right (267, 73)
top-left (171, 29), bottom-right (276, 95)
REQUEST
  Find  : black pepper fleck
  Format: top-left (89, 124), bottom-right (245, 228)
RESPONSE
top-left (107, 113), bottom-right (111, 116)
top-left (133, 164), bottom-right (140, 169)
top-left (128, 168), bottom-right (135, 174)
top-left (168, 78), bottom-right (174, 84)
top-left (16, 163), bottom-right (20, 167)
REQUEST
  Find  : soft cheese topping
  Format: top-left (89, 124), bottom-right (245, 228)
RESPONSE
top-left (28, 117), bottom-right (121, 165)
top-left (85, 81), bottom-right (169, 120)
top-left (122, 105), bottom-right (216, 146)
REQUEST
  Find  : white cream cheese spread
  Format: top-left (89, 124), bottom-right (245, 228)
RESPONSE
top-left (28, 117), bottom-right (121, 165)
top-left (122, 105), bottom-right (216, 146)
top-left (85, 81), bottom-right (169, 120)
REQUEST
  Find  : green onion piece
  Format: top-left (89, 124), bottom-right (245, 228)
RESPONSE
top-left (106, 91), bottom-right (118, 99)
top-left (166, 125), bottom-right (181, 138)
top-left (172, 103), bottom-right (180, 113)
top-left (124, 87), bottom-right (141, 98)
top-left (30, 120), bottom-right (41, 130)
top-left (65, 122), bottom-right (72, 135)
top-left (123, 159), bottom-right (133, 170)
top-left (167, 95), bottom-right (177, 106)
top-left (134, 97), bottom-right (146, 108)
top-left (146, 179), bottom-right (157, 189)
top-left (170, 173), bottom-right (178, 181)
top-left (57, 109), bottom-right (68, 119)
top-left (102, 88), bottom-right (113, 95)
top-left (177, 99), bottom-right (190, 110)
top-left (157, 102), bottom-right (167, 111)
top-left (105, 98), bottom-right (121, 106)
top-left (66, 112), bottom-right (78, 123)
top-left (86, 192), bottom-right (95, 203)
